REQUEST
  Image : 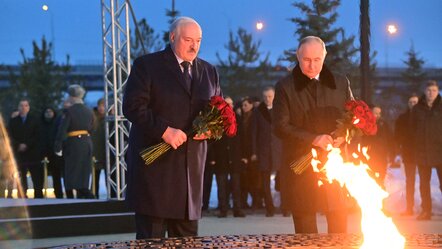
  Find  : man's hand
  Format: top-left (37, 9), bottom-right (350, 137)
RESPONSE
top-left (312, 134), bottom-right (333, 151)
top-left (55, 151), bottom-right (63, 157)
top-left (193, 130), bottom-right (212, 140)
top-left (162, 127), bottom-right (187, 149)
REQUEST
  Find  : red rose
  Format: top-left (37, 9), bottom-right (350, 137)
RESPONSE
top-left (353, 105), bottom-right (366, 117)
top-left (344, 100), bottom-right (358, 111)
top-left (225, 122), bottom-right (237, 137)
top-left (363, 122), bottom-right (377, 135)
top-left (354, 116), bottom-right (366, 129)
top-left (210, 96), bottom-right (228, 111)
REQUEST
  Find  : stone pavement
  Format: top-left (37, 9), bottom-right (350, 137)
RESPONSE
top-left (0, 210), bottom-right (441, 249)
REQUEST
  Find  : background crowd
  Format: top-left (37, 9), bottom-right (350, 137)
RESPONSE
top-left (0, 79), bottom-right (441, 222)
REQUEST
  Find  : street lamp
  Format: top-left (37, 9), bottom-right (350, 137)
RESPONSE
top-left (385, 24), bottom-right (398, 78)
top-left (256, 21), bottom-right (264, 31)
top-left (42, 4), bottom-right (55, 58)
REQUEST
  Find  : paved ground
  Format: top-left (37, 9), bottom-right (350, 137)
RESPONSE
top-left (0, 210), bottom-right (441, 249)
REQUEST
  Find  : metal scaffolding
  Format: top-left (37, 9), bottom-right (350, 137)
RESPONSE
top-left (100, 0), bottom-right (131, 199)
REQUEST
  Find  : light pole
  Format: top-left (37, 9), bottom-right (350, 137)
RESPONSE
top-left (42, 4), bottom-right (55, 58)
top-left (385, 24), bottom-right (398, 77)
top-left (255, 21), bottom-right (264, 31)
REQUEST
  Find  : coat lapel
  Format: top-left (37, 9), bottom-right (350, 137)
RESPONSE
top-left (163, 46), bottom-right (192, 96)
top-left (191, 58), bottom-right (203, 96)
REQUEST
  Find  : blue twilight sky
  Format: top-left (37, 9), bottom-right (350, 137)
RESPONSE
top-left (1, 0), bottom-right (441, 67)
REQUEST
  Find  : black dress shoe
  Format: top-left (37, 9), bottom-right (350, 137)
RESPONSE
top-left (416, 211), bottom-right (431, 220)
top-left (265, 210), bottom-right (274, 217)
top-left (233, 210), bottom-right (246, 217)
top-left (217, 211), bottom-right (228, 218)
top-left (282, 211), bottom-right (291, 217)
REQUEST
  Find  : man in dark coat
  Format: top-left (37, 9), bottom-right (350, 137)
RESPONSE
top-left (213, 96), bottom-right (245, 218)
top-left (123, 17), bottom-right (221, 239)
top-left (411, 80), bottom-right (442, 220)
top-left (251, 86), bottom-right (283, 217)
top-left (273, 36), bottom-right (351, 233)
top-left (394, 94), bottom-right (419, 215)
top-left (91, 98), bottom-right (106, 198)
top-left (54, 85), bottom-right (95, 199)
top-left (363, 105), bottom-right (394, 188)
top-left (8, 99), bottom-right (42, 198)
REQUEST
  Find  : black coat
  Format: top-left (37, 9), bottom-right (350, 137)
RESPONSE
top-left (412, 94), bottom-right (442, 167)
top-left (251, 103), bottom-right (282, 171)
top-left (123, 46), bottom-right (221, 220)
top-left (8, 114), bottom-right (41, 164)
top-left (395, 110), bottom-right (415, 164)
top-left (54, 103), bottom-right (94, 189)
top-left (273, 64), bottom-right (351, 214)
top-left (212, 114), bottom-right (243, 174)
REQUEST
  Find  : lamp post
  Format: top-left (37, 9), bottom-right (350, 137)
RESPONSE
top-left (385, 24), bottom-right (398, 78)
top-left (42, 4), bottom-right (55, 58)
top-left (256, 21), bottom-right (264, 31)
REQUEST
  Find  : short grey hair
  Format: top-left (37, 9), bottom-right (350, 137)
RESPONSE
top-left (297, 36), bottom-right (327, 55)
top-left (169, 16), bottom-right (201, 41)
top-left (67, 84), bottom-right (85, 99)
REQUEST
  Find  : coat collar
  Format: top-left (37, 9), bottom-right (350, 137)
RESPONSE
top-left (258, 102), bottom-right (272, 123)
top-left (418, 94), bottom-right (441, 109)
top-left (292, 64), bottom-right (336, 92)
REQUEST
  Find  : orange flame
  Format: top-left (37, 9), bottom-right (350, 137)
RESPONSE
top-left (313, 147), bottom-right (405, 249)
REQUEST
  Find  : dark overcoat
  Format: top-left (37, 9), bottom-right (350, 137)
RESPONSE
top-left (251, 103), bottom-right (283, 171)
top-left (123, 46), bottom-right (221, 220)
top-left (395, 110), bottom-right (415, 164)
top-left (54, 103), bottom-right (94, 189)
top-left (8, 114), bottom-right (41, 164)
top-left (273, 65), bottom-right (350, 214)
top-left (412, 94), bottom-right (442, 167)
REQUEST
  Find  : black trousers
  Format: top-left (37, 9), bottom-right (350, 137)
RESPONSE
top-left (202, 164), bottom-right (215, 210)
top-left (48, 153), bottom-right (64, 199)
top-left (292, 212), bottom-right (318, 233)
top-left (261, 170), bottom-right (274, 213)
top-left (403, 161), bottom-right (416, 211)
top-left (18, 162), bottom-right (44, 198)
top-left (216, 170), bottom-right (241, 212)
top-left (418, 165), bottom-right (442, 213)
top-left (325, 211), bottom-right (347, 233)
top-left (135, 213), bottom-right (198, 239)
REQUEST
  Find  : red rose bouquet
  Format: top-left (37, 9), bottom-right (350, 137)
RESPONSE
top-left (291, 99), bottom-right (377, 174)
top-left (140, 96), bottom-right (237, 166)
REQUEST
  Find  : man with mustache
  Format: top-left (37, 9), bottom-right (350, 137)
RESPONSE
top-left (123, 17), bottom-right (221, 239)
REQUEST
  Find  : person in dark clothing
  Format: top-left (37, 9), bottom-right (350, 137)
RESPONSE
top-left (55, 85), bottom-right (95, 199)
top-left (395, 94), bottom-right (419, 215)
top-left (213, 96), bottom-right (246, 218)
top-left (8, 99), bottom-right (43, 198)
top-left (273, 36), bottom-right (351, 233)
top-left (202, 143), bottom-right (215, 211)
top-left (251, 86), bottom-right (283, 217)
top-left (123, 17), bottom-right (221, 239)
top-left (239, 97), bottom-right (262, 210)
top-left (363, 105), bottom-right (394, 188)
top-left (91, 98), bottom-right (106, 198)
top-left (40, 107), bottom-right (63, 198)
top-left (411, 80), bottom-right (442, 220)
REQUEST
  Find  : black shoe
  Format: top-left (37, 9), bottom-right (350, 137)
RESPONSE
top-left (416, 211), bottom-right (431, 220)
top-left (217, 211), bottom-right (228, 218)
top-left (265, 211), bottom-right (274, 217)
top-left (282, 211), bottom-right (291, 217)
top-left (233, 210), bottom-right (245, 217)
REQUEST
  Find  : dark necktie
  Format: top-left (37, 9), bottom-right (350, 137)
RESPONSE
top-left (181, 61), bottom-right (192, 92)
